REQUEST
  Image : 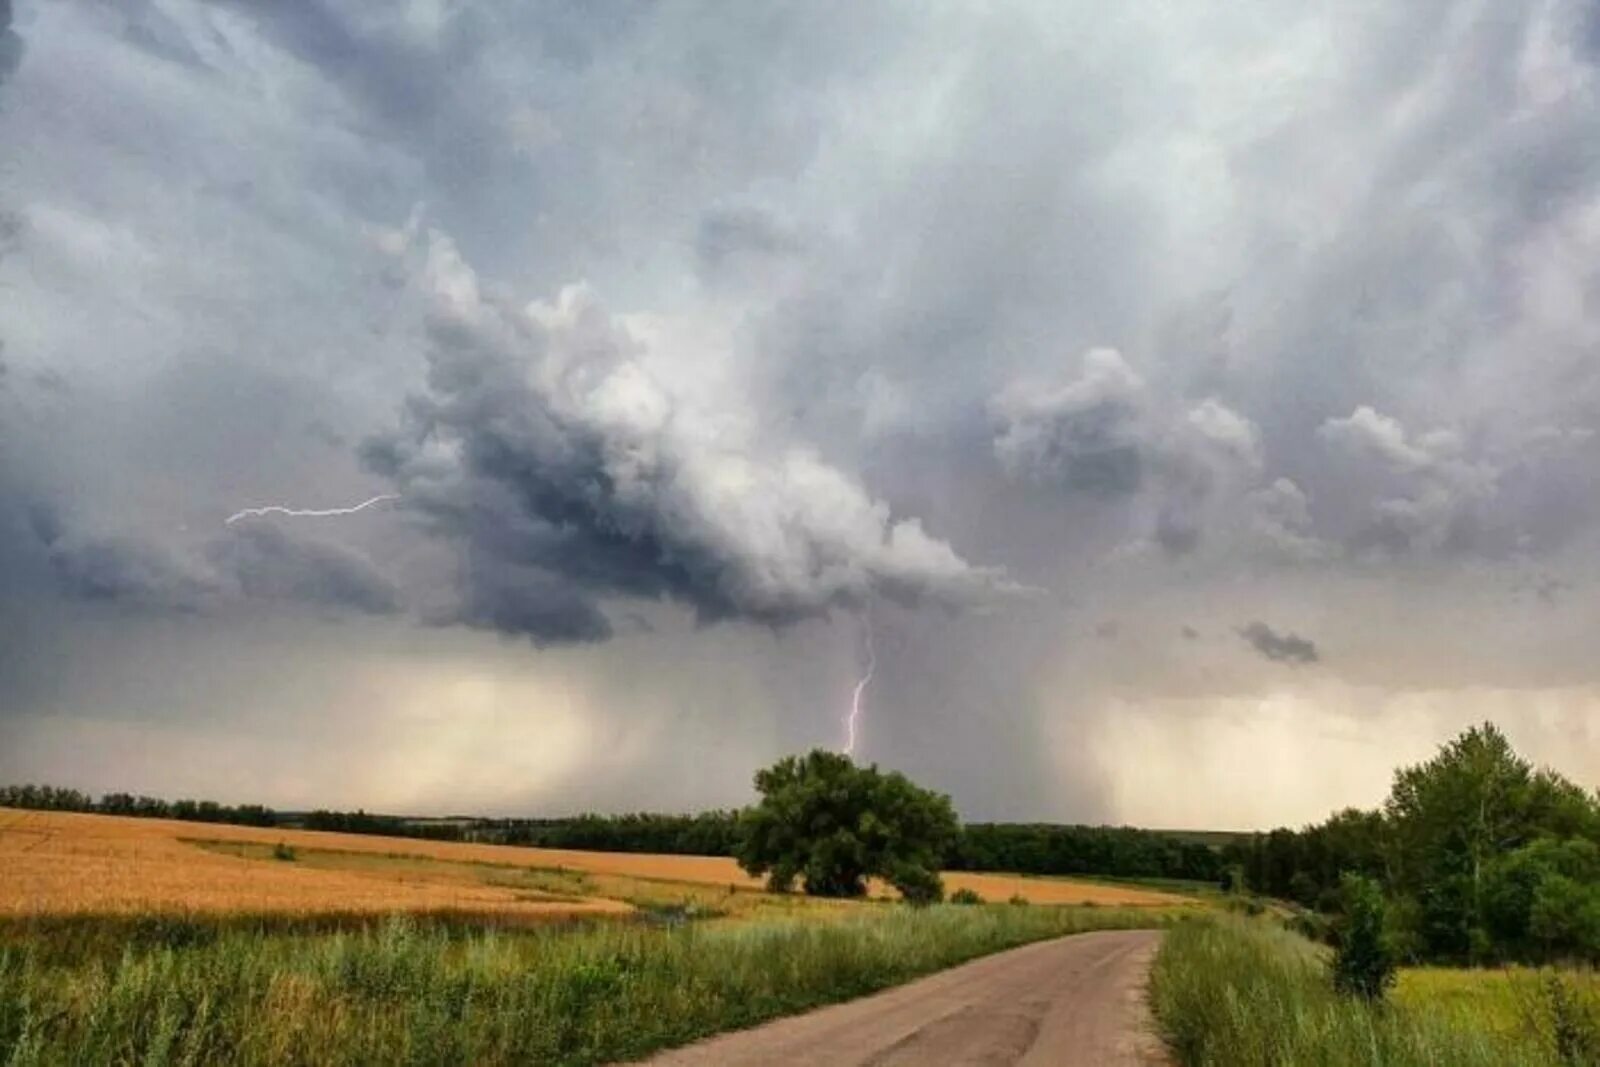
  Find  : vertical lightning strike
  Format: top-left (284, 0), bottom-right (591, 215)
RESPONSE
top-left (224, 494), bottom-right (400, 525)
top-left (842, 613), bottom-right (875, 756)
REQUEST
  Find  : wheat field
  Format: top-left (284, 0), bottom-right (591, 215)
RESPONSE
top-left (0, 807), bottom-right (1191, 917)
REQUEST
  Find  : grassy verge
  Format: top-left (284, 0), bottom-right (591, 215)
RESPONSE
top-left (0, 904), bottom-right (1171, 1066)
top-left (1149, 913), bottom-right (1600, 1066)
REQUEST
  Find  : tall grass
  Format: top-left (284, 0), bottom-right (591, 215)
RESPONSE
top-left (0, 904), bottom-right (1166, 1066)
top-left (1150, 914), bottom-right (1597, 1067)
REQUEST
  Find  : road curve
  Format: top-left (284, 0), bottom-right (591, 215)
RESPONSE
top-left (637, 929), bottom-right (1169, 1067)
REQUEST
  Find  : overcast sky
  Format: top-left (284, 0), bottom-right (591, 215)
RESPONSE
top-left (3, 0), bottom-right (1599, 829)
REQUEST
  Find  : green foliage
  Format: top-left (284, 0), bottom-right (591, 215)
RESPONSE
top-left (735, 750), bottom-right (959, 900)
top-left (1220, 723), bottom-right (1600, 967)
top-left (0, 906), bottom-right (1169, 1065)
top-left (1331, 874), bottom-right (1396, 1001)
top-left (271, 842), bottom-right (297, 862)
top-left (949, 888), bottom-right (984, 905)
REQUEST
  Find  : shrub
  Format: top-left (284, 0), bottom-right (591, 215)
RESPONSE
top-left (1331, 873), bottom-right (1395, 1001)
top-left (272, 842), bottom-right (297, 862)
top-left (1542, 973), bottom-right (1600, 1066)
top-left (949, 888), bottom-right (983, 905)
top-left (891, 863), bottom-right (944, 906)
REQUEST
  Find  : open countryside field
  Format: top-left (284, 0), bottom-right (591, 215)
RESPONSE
top-left (0, 808), bottom-right (1191, 919)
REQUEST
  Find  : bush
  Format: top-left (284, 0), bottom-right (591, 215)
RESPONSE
top-left (1223, 895), bottom-right (1265, 917)
top-left (1008, 893), bottom-right (1029, 906)
top-left (891, 863), bottom-right (944, 906)
top-left (272, 842), bottom-right (297, 862)
top-left (1331, 873), bottom-right (1395, 1001)
top-left (949, 888), bottom-right (983, 905)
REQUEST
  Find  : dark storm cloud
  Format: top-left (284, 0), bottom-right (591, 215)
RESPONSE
top-left (362, 236), bottom-right (1009, 643)
top-left (1238, 622), bottom-right (1320, 666)
top-left (447, 559), bottom-right (613, 646)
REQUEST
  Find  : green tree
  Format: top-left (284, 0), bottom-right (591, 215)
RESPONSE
top-left (1384, 723), bottom-right (1538, 961)
top-left (735, 750), bottom-right (959, 900)
top-left (1331, 873), bottom-right (1396, 1000)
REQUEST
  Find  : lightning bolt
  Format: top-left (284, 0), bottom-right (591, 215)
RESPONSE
top-left (224, 494), bottom-right (400, 526)
top-left (842, 613), bottom-right (875, 757)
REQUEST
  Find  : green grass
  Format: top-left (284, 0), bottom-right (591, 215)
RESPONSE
top-left (1397, 967), bottom-right (1600, 1055)
top-left (0, 904), bottom-right (1171, 1066)
top-left (1149, 913), bottom-right (1600, 1066)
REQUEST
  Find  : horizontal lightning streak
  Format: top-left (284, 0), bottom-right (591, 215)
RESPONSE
top-left (224, 494), bottom-right (400, 525)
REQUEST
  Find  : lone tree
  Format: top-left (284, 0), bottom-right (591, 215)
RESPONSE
top-left (735, 749), bottom-right (959, 903)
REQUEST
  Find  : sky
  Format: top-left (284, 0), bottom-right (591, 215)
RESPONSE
top-left (2, 0), bottom-right (1599, 829)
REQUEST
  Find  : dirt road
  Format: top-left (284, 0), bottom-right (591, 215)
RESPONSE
top-left (640, 929), bottom-right (1168, 1066)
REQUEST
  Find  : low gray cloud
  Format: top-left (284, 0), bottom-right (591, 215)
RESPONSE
top-left (46, 535), bottom-right (214, 614)
top-left (36, 519), bottom-right (397, 619)
top-left (991, 347), bottom-right (1269, 557)
top-left (1238, 621), bottom-right (1320, 666)
top-left (208, 525), bottom-right (401, 616)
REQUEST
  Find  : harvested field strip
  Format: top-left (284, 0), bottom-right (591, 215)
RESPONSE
top-left (941, 870), bottom-right (1195, 907)
top-left (0, 808), bottom-right (1196, 917)
top-left (0, 809), bottom-right (630, 919)
top-left (184, 840), bottom-right (852, 922)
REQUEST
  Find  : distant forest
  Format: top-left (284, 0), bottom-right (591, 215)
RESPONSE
top-left (0, 784), bottom-right (1229, 883)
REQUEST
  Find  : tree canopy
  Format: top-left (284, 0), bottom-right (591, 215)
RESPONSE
top-left (735, 749), bottom-right (960, 902)
top-left (1225, 723), bottom-right (1600, 965)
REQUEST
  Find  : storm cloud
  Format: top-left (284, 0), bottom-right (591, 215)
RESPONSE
top-left (361, 234), bottom-right (1009, 643)
top-left (2, 1), bottom-right (1599, 827)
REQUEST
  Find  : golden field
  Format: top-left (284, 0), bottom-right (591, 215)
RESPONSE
top-left (0, 807), bottom-right (1192, 918)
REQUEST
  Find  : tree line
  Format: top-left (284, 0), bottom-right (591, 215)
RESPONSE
top-left (1220, 724), bottom-right (1600, 965)
top-left (0, 784), bottom-right (277, 827)
top-left (949, 823), bottom-right (1225, 883)
top-left (0, 783), bottom-right (1223, 883)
